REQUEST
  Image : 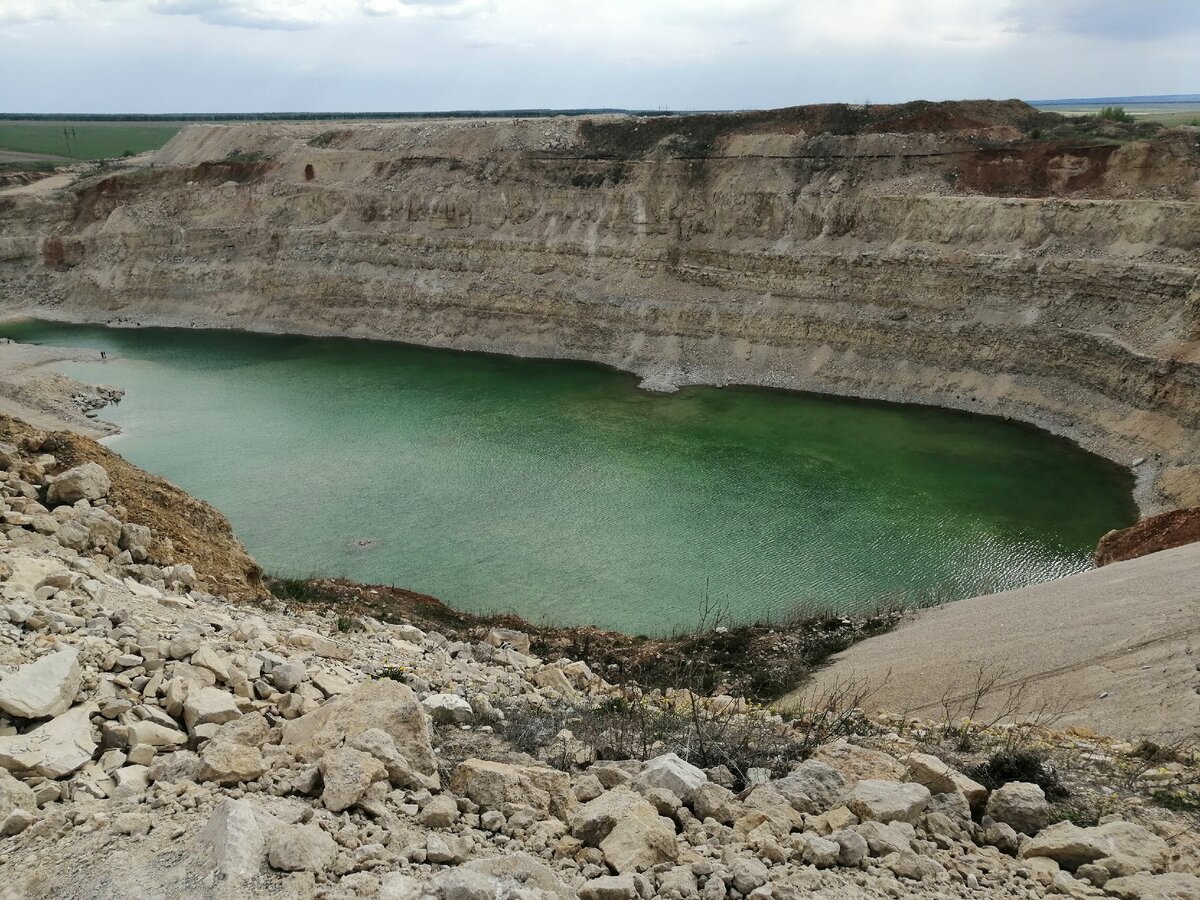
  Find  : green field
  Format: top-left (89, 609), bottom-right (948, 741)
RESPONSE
top-left (0, 122), bottom-right (183, 161)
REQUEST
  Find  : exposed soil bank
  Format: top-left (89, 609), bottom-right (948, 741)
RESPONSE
top-left (1095, 506), bottom-right (1200, 565)
top-left (0, 101), bottom-right (1196, 516)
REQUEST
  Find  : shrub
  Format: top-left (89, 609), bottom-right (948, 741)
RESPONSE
top-left (967, 749), bottom-right (1069, 799)
top-left (1097, 106), bottom-right (1134, 123)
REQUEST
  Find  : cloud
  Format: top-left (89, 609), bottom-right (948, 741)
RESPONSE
top-left (1, 0), bottom-right (1196, 114)
top-left (1004, 0), bottom-right (1200, 40)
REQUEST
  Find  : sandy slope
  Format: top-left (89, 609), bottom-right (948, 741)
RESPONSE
top-left (796, 542), bottom-right (1200, 742)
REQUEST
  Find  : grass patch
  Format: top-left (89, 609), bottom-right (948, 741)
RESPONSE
top-left (266, 574), bottom-right (339, 604)
top-left (307, 130), bottom-right (341, 148)
top-left (0, 122), bottom-right (181, 160)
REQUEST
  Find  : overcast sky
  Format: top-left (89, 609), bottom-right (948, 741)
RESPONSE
top-left (1, 0), bottom-right (1196, 113)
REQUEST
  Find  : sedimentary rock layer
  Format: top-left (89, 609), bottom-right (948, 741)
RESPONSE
top-left (1, 102), bottom-right (1197, 511)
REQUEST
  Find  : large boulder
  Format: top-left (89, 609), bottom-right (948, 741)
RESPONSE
top-left (450, 758), bottom-right (575, 819)
top-left (267, 823), bottom-right (338, 873)
top-left (985, 781), bottom-right (1051, 835)
top-left (905, 752), bottom-right (986, 807)
top-left (280, 679), bottom-right (436, 775)
top-left (1022, 820), bottom-right (1169, 872)
top-left (182, 686), bottom-right (242, 732)
top-left (318, 747), bottom-right (387, 812)
top-left (810, 740), bottom-right (906, 787)
top-left (774, 759), bottom-right (846, 813)
top-left (46, 462), bottom-right (111, 506)
top-left (845, 779), bottom-right (930, 825)
top-left (197, 717), bottom-right (271, 785)
top-left (0, 703), bottom-right (97, 778)
top-left (201, 798), bottom-right (280, 880)
top-left (0, 649), bottom-right (82, 720)
top-left (631, 752), bottom-right (707, 803)
top-left (570, 788), bottom-right (677, 873)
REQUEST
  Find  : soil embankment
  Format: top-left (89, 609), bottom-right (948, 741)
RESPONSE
top-left (1094, 506), bottom-right (1200, 565)
top-left (0, 101), bottom-right (1196, 513)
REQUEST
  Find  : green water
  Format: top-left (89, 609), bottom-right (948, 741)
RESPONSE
top-left (2, 320), bottom-right (1135, 635)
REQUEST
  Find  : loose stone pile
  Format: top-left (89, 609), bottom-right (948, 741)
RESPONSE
top-left (1, 442), bottom-right (1198, 899)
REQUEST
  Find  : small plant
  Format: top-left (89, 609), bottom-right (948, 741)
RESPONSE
top-left (375, 666), bottom-right (409, 682)
top-left (336, 616), bottom-right (359, 633)
top-left (1097, 106), bottom-right (1134, 123)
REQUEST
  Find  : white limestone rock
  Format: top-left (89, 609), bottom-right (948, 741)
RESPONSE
top-left (183, 686), bottom-right (243, 732)
top-left (986, 781), bottom-right (1051, 835)
top-left (0, 648), bottom-right (82, 720)
top-left (632, 752), bottom-right (707, 804)
top-left (0, 703), bottom-right (98, 778)
top-left (267, 823), bottom-right (338, 873)
top-left (46, 462), bottom-right (111, 506)
top-left (201, 798), bottom-right (281, 880)
top-left (846, 779), bottom-right (931, 825)
top-left (422, 692), bottom-right (474, 725)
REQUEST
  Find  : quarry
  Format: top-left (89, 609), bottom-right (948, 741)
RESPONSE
top-left (0, 100), bottom-right (1197, 899)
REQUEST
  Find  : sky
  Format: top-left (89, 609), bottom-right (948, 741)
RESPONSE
top-left (0, 0), bottom-right (1196, 113)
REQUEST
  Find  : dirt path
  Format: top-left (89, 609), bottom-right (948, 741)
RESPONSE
top-left (790, 542), bottom-right (1200, 742)
top-left (0, 172), bottom-right (76, 197)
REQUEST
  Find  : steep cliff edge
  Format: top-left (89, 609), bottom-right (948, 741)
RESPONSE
top-left (1, 101), bottom-right (1197, 512)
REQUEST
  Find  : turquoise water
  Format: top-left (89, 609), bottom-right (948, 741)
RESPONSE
top-left (2, 320), bottom-right (1135, 635)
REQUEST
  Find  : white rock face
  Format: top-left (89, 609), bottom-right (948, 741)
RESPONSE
top-left (46, 462), bottom-right (111, 505)
top-left (0, 648), bottom-right (82, 719)
top-left (0, 703), bottom-right (98, 778)
top-left (632, 752), bottom-right (707, 803)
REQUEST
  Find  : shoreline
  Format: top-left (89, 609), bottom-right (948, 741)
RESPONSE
top-left (0, 334), bottom-right (122, 437)
top-left (0, 308), bottom-right (1153, 518)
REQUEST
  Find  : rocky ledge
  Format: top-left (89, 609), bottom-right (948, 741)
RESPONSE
top-left (1, 432), bottom-right (1198, 899)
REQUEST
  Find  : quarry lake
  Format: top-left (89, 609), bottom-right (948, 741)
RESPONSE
top-left (5, 320), bottom-right (1136, 635)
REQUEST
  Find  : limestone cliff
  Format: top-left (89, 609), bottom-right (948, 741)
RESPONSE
top-left (1, 101), bottom-right (1197, 511)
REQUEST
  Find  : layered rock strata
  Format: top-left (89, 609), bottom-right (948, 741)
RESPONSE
top-left (1, 101), bottom-right (1197, 511)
